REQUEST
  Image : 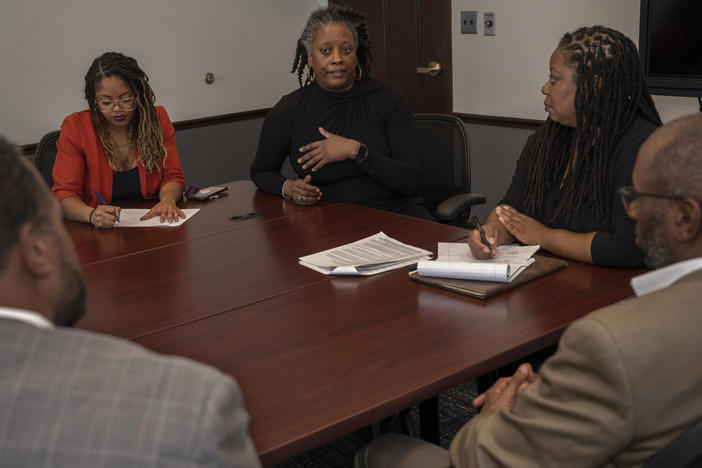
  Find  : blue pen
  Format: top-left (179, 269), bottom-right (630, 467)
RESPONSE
top-left (94, 191), bottom-right (120, 223)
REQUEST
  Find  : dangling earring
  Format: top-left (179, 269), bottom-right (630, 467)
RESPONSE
top-left (308, 66), bottom-right (315, 84)
top-left (354, 63), bottom-right (363, 81)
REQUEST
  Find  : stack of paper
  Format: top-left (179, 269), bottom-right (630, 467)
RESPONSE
top-left (299, 232), bottom-right (432, 275)
top-left (417, 243), bottom-right (540, 283)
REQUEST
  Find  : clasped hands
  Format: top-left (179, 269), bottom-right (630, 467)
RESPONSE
top-left (284, 127), bottom-right (361, 206)
top-left (473, 363), bottom-right (539, 414)
top-left (468, 205), bottom-right (549, 258)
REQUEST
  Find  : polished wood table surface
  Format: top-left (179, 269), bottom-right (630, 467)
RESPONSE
top-left (71, 181), bottom-right (644, 466)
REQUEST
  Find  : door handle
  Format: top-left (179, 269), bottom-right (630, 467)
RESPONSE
top-left (416, 61), bottom-right (442, 77)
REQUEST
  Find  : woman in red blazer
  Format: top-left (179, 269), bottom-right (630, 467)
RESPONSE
top-left (53, 52), bottom-right (185, 228)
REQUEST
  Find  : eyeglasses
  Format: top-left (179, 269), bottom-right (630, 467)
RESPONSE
top-left (95, 96), bottom-right (136, 113)
top-left (618, 185), bottom-right (685, 210)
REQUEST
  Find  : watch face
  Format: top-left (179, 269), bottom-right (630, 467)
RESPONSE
top-left (355, 143), bottom-right (367, 162)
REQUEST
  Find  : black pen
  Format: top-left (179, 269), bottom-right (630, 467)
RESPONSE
top-left (471, 214), bottom-right (493, 257)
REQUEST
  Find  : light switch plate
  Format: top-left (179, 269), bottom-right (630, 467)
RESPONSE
top-left (484, 12), bottom-right (495, 36)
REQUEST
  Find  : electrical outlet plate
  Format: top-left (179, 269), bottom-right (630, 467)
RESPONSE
top-left (460, 11), bottom-right (477, 34)
top-left (484, 12), bottom-right (495, 36)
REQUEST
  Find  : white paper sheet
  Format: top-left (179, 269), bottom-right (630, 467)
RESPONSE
top-left (115, 208), bottom-right (200, 227)
top-left (417, 261), bottom-right (511, 282)
top-left (298, 231), bottom-right (432, 276)
top-left (436, 243), bottom-right (540, 264)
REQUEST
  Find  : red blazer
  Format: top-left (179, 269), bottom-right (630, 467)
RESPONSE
top-left (52, 106), bottom-right (185, 207)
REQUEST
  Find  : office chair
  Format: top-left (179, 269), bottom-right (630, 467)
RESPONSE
top-left (413, 114), bottom-right (486, 226)
top-left (34, 130), bottom-right (60, 188)
top-left (645, 419), bottom-right (702, 468)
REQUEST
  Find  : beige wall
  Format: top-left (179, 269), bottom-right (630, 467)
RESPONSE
top-left (1, 0), bottom-right (326, 145)
top-left (451, 0), bottom-right (699, 123)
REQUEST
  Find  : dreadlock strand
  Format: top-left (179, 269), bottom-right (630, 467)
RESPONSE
top-left (133, 77), bottom-right (167, 174)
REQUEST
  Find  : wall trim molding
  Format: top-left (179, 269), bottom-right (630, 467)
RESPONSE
top-left (21, 107), bottom-right (272, 155)
top-left (453, 112), bottom-right (543, 130)
top-left (173, 107), bottom-right (270, 131)
top-left (21, 108), bottom-right (541, 155)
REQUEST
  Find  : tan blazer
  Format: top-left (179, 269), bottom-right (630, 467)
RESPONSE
top-left (450, 269), bottom-right (702, 468)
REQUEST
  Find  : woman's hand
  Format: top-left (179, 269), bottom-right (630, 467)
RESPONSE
top-left (468, 223), bottom-right (500, 259)
top-left (496, 205), bottom-right (548, 246)
top-left (284, 175), bottom-right (322, 205)
top-left (90, 205), bottom-right (121, 229)
top-left (298, 127), bottom-right (360, 172)
top-left (141, 199), bottom-right (185, 223)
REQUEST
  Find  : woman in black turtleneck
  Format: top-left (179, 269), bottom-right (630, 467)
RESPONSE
top-left (250, 6), bottom-right (432, 220)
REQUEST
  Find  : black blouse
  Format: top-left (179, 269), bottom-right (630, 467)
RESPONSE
top-left (500, 116), bottom-right (658, 268)
top-left (112, 166), bottom-right (144, 206)
top-left (250, 78), bottom-right (421, 213)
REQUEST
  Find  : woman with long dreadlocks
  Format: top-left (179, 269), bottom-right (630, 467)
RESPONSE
top-left (52, 52), bottom-right (185, 228)
top-left (469, 26), bottom-right (661, 267)
top-left (250, 6), bottom-right (432, 219)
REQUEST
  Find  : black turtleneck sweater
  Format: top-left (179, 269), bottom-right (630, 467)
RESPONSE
top-left (250, 78), bottom-right (421, 213)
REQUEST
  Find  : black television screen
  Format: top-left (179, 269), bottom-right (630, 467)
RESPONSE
top-left (639, 0), bottom-right (702, 97)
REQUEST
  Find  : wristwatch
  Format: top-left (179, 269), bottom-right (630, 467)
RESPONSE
top-left (352, 143), bottom-right (368, 164)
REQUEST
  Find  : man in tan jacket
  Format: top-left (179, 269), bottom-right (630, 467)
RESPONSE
top-left (355, 113), bottom-right (702, 467)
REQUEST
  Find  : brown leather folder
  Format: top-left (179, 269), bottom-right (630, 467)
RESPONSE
top-left (409, 255), bottom-right (568, 299)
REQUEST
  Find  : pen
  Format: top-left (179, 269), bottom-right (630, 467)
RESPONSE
top-left (94, 190), bottom-right (120, 223)
top-left (471, 214), bottom-right (493, 257)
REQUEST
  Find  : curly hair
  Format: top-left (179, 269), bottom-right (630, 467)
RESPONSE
top-left (522, 26), bottom-right (661, 223)
top-left (291, 5), bottom-right (373, 87)
top-left (84, 52), bottom-right (167, 174)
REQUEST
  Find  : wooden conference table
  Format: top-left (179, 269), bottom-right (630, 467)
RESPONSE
top-left (69, 181), bottom-right (644, 466)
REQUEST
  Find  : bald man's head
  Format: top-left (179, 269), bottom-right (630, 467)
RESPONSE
top-left (630, 113), bottom-right (702, 268)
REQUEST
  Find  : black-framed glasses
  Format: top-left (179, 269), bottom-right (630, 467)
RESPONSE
top-left (618, 186), bottom-right (685, 210)
top-left (95, 96), bottom-right (137, 113)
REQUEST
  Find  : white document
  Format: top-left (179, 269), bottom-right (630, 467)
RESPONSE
top-left (299, 231), bottom-right (432, 276)
top-left (416, 243), bottom-right (539, 283)
top-left (115, 208), bottom-right (200, 227)
top-left (417, 261), bottom-right (513, 282)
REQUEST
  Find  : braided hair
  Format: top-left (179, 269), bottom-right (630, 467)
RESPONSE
top-left (291, 6), bottom-right (373, 87)
top-left (522, 26), bottom-right (661, 223)
top-left (84, 52), bottom-right (167, 174)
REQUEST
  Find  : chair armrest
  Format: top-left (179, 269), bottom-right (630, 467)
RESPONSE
top-left (435, 193), bottom-right (487, 221)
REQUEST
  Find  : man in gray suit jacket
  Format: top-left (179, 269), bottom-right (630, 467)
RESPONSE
top-left (0, 136), bottom-right (261, 467)
top-left (355, 113), bottom-right (702, 468)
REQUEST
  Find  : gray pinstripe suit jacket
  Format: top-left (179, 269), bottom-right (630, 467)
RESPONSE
top-left (0, 318), bottom-right (262, 467)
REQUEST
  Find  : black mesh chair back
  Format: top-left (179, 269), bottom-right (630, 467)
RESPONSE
top-left (413, 114), bottom-right (485, 224)
top-left (34, 130), bottom-right (60, 188)
top-left (414, 114), bottom-right (469, 213)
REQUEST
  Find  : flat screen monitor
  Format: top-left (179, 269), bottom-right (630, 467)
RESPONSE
top-left (639, 0), bottom-right (702, 97)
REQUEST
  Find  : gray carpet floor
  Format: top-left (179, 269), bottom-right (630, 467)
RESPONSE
top-left (276, 379), bottom-right (478, 468)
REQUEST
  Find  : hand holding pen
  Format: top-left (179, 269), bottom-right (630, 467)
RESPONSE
top-left (90, 191), bottom-right (121, 228)
top-left (469, 213), bottom-right (498, 259)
